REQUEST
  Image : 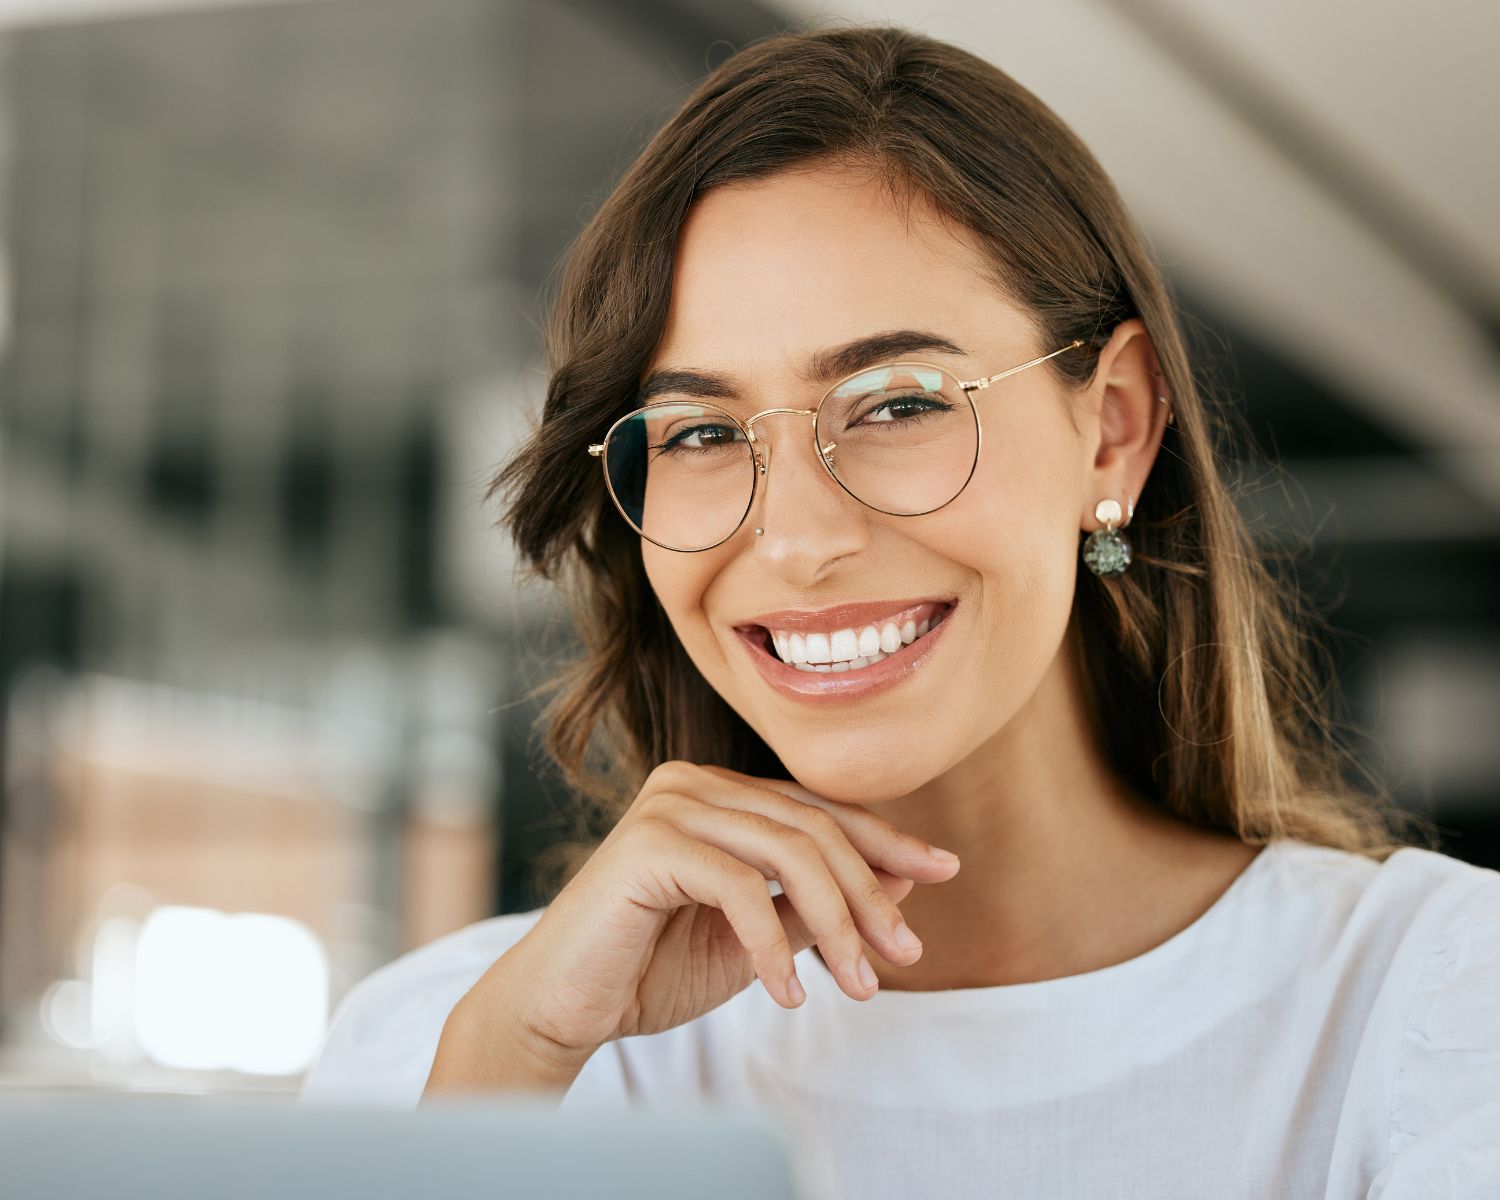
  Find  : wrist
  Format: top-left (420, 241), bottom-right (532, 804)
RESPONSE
top-left (423, 977), bottom-right (598, 1100)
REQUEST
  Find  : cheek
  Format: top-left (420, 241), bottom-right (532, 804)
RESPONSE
top-left (885, 428), bottom-right (1081, 701)
top-left (642, 543), bottom-right (731, 666)
top-left (915, 424), bottom-right (1081, 598)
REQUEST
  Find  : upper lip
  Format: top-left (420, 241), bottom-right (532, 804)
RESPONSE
top-left (733, 596), bottom-right (957, 634)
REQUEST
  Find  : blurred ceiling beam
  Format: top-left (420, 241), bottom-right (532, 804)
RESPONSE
top-left (0, 0), bottom-right (317, 30)
top-left (563, 0), bottom-right (788, 61)
top-left (1109, 0), bottom-right (1500, 334)
top-left (1239, 455), bottom-right (1500, 546)
top-left (772, 1), bottom-right (1500, 514)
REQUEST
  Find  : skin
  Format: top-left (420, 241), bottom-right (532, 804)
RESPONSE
top-left (640, 161), bottom-right (1259, 991)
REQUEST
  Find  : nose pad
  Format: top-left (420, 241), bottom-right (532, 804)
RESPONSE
top-left (746, 438), bottom-right (771, 534)
top-left (819, 438), bottom-right (838, 479)
top-left (747, 417), bottom-right (859, 537)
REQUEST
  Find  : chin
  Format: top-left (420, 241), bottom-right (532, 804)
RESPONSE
top-left (774, 744), bottom-right (941, 808)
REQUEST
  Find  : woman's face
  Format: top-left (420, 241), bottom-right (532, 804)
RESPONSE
top-left (639, 162), bottom-right (1143, 804)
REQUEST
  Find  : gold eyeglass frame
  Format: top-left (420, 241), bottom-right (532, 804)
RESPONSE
top-left (586, 337), bottom-right (1158, 553)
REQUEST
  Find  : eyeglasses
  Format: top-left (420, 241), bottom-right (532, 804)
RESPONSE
top-left (587, 339), bottom-right (1088, 553)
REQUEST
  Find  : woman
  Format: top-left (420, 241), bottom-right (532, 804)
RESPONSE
top-left (301, 25), bottom-right (1500, 1198)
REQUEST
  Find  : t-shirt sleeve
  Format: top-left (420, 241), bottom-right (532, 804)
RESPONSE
top-left (296, 906), bottom-right (629, 1111)
top-left (1367, 872), bottom-right (1500, 1198)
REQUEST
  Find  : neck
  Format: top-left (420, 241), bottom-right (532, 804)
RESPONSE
top-left (849, 616), bottom-right (1257, 991)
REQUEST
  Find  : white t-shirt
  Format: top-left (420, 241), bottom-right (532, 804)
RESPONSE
top-left (299, 837), bottom-right (1500, 1198)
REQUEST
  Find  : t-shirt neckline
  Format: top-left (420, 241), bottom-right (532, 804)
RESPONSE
top-left (797, 838), bottom-right (1284, 1010)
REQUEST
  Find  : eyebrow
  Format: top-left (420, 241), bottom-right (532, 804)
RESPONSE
top-left (636, 329), bottom-right (967, 405)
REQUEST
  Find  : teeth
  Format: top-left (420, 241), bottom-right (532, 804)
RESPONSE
top-left (764, 606), bottom-right (951, 672)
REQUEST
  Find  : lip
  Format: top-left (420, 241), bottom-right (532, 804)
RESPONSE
top-left (734, 596), bottom-right (958, 635)
top-left (732, 599), bottom-right (958, 702)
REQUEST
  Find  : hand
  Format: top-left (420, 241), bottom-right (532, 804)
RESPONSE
top-left (468, 760), bottom-right (960, 1057)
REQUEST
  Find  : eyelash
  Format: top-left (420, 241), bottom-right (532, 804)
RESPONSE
top-left (650, 392), bottom-right (952, 457)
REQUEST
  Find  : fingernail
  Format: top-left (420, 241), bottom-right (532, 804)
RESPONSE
top-left (787, 973), bottom-right (806, 1006)
top-left (857, 956), bottom-right (879, 991)
top-left (892, 921), bottom-right (921, 952)
top-left (926, 844), bottom-right (959, 862)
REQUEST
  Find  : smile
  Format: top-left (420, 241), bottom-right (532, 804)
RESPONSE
top-left (731, 598), bottom-right (958, 702)
top-left (767, 601), bottom-right (950, 671)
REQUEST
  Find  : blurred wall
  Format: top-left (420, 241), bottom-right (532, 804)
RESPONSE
top-left (0, 0), bottom-right (784, 1094)
top-left (0, 0), bottom-right (1493, 1097)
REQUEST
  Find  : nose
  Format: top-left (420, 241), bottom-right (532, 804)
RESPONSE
top-left (745, 414), bottom-right (869, 584)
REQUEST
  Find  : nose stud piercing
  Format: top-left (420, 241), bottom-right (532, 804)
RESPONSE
top-left (1082, 497), bottom-right (1133, 576)
top-left (755, 527), bottom-right (764, 536)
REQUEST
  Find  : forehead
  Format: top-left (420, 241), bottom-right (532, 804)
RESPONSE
top-left (647, 164), bottom-right (1016, 376)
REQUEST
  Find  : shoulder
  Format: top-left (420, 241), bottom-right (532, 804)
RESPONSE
top-left (1379, 844), bottom-right (1500, 940)
top-left (1305, 844), bottom-right (1500, 1196)
top-left (1381, 853), bottom-right (1500, 1134)
top-left (298, 907), bottom-right (549, 1109)
top-left (1262, 839), bottom-right (1500, 1014)
top-left (1388, 847), bottom-right (1500, 1016)
top-left (1213, 840), bottom-right (1500, 1194)
top-left (1261, 838), bottom-right (1497, 942)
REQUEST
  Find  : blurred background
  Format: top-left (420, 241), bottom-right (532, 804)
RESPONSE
top-left (0, 0), bottom-right (1495, 1099)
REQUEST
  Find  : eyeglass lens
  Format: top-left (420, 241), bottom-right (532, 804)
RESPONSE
top-left (603, 363), bottom-right (979, 551)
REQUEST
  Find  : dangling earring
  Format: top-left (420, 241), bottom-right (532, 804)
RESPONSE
top-left (1082, 497), bottom-right (1132, 576)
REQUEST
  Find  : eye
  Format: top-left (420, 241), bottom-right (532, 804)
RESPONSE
top-left (862, 394), bottom-right (948, 423)
top-left (653, 422), bottom-right (746, 453)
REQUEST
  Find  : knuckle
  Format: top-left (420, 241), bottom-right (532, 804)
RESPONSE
top-left (667, 759), bottom-right (703, 784)
top-left (726, 857), bottom-right (772, 897)
top-left (681, 833), bottom-right (721, 870)
top-left (646, 759), bottom-right (694, 791)
top-left (734, 808), bottom-right (780, 837)
top-left (635, 787), bottom-right (702, 828)
top-left (643, 790), bottom-right (691, 822)
top-left (779, 824), bottom-right (821, 859)
top-left (626, 813), bottom-right (678, 853)
top-left (860, 874), bottom-right (892, 910)
top-left (631, 789), bottom-right (664, 820)
top-left (802, 807), bottom-right (843, 840)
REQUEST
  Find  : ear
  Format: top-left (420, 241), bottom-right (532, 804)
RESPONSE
top-left (1079, 318), bottom-right (1170, 531)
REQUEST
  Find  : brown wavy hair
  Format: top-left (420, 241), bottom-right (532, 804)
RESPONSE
top-left (488, 23), bottom-right (1436, 896)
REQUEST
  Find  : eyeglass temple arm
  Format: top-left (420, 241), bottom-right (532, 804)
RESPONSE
top-left (957, 339), bottom-right (1084, 391)
top-left (958, 338), bottom-right (1175, 425)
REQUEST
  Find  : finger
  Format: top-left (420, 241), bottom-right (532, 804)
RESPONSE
top-left (693, 763), bottom-right (962, 883)
top-left (663, 764), bottom-right (959, 947)
top-left (653, 788), bottom-right (928, 970)
top-left (772, 867), bottom-right (917, 964)
top-left (630, 817), bottom-right (806, 1009)
top-left (653, 795), bottom-right (889, 1000)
